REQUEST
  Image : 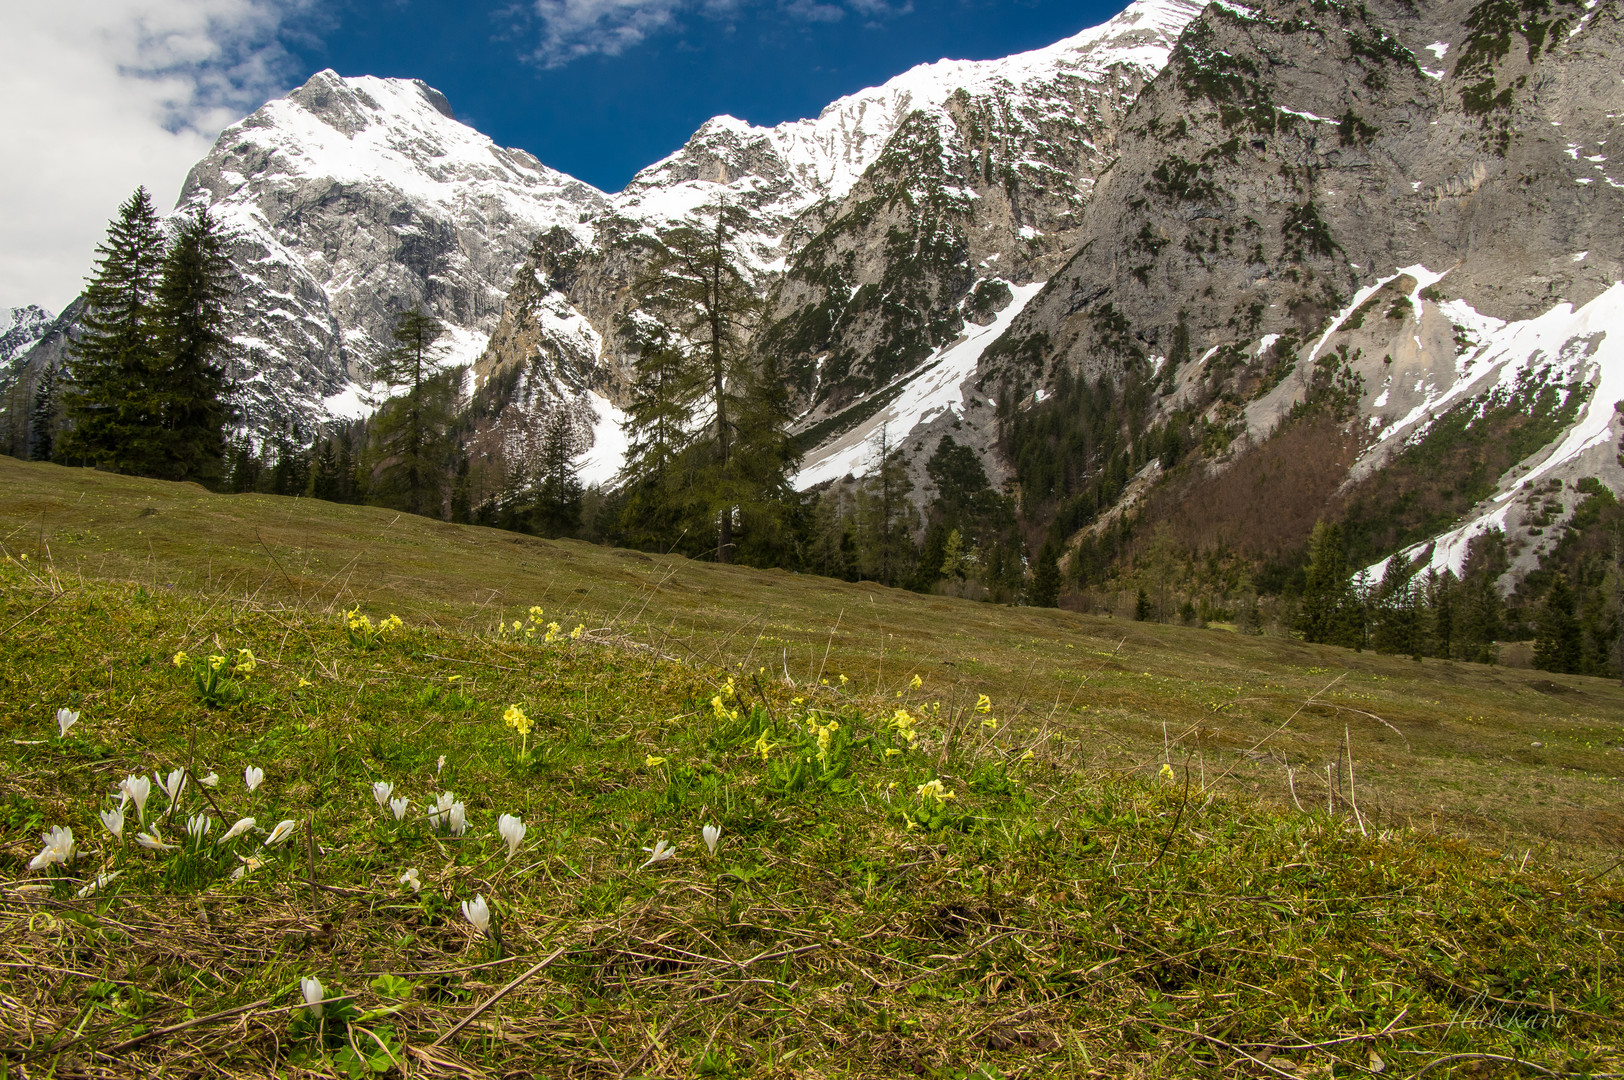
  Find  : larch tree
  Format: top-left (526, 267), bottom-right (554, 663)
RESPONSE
top-left (622, 200), bottom-right (791, 563)
top-left (372, 310), bottom-right (457, 516)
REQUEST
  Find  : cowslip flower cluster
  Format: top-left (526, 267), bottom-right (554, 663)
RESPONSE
top-left (916, 779), bottom-right (956, 803)
top-left (890, 709), bottom-right (918, 747)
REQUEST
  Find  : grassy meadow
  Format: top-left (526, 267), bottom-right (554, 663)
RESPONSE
top-left (0, 456), bottom-right (1621, 1078)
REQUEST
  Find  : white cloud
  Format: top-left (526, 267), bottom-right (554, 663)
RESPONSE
top-left (525, 0), bottom-right (904, 67)
top-left (0, 0), bottom-right (310, 314)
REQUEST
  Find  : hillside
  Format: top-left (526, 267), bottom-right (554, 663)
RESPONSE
top-left (1, 458), bottom-right (1620, 1077)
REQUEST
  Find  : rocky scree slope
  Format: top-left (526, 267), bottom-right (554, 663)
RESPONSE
top-left (981, 0), bottom-right (1624, 583)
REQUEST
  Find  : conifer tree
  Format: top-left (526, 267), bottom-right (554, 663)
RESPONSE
top-left (372, 311), bottom-right (456, 516)
top-left (60, 188), bottom-right (166, 468)
top-left (28, 368), bottom-right (57, 462)
top-left (149, 208), bottom-right (233, 483)
top-left (1030, 537), bottom-right (1062, 607)
top-left (856, 430), bottom-right (916, 587)
top-left (1533, 572), bottom-right (1582, 673)
top-left (1298, 521), bottom-right (1360, 646)
top-left (622, 200), bottom-right (790, 562)
top-left (533, 397), bottom-right (592, 537)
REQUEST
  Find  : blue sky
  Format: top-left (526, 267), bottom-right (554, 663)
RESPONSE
top-left (3, 0), bottom-right (1126, 312)
top-left (290, 0), bottom-right (1125, 191)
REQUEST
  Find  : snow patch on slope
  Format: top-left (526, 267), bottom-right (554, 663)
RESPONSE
top-left (1365, 282), bottom-right (1624, 578)
top-left (793, 281), bottom-right (1045, 489)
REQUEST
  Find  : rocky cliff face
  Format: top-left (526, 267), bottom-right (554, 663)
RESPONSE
top-left (7, 71), bottom-right (608, 438)
top-left (177, 71), bottom-right (609, 431)
top-left (983, 0), bottom-right (1624, 581)
top-left (473, 0), bottom-right (1206, 484)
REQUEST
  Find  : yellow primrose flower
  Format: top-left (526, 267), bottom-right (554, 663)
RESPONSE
top-left (645, 755), bottom-right (667, 768)
top-left (172, 650), bottom-right (189, 668)
top-left (528, 605), bottom-right (544, 621)
top-left (791, 697), bottom-right (803, 707)
top-left (916, 778), bottom-right (956, 803)
top-left (1159, 763), bottom-right (1176, 782)
top-left (981, 718), bottom-right (998, 730)
top-left (297, 677), bottom-right (313, 689)
top-left (570, 624), bottom-right (584, 640)
top-left (512, 620), bottom-right (523, 632)
top-left (909, 674), bottom-right (922, 690)
top-left (544, 621), bottom-right (562, 643)
top-left (207, 654), bottom-right (226, 671)
top-left (838, 673), bottom-right (848, 686)
top-left (1020, 749), bottom-right (1035, 761)
top-left (885, 748), bottom-right (902, 758)
top-left (753, 732), bottom-right (776, 761)
top-left (446, 674), bottom-right (462, 682)
top-left (380, 614), bottom-right (403, 633)
top-left (233, 649), bottom-right (257, 675)
top-left (975, 694), bottom-right (992, 714)
top-left (503, 705), bottom-right (532, 736)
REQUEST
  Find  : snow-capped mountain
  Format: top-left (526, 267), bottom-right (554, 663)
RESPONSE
top-left (173, 71), bottom-right (609, 430)
top-left (0, 307), bottom-right (52, 366)
top-left (475, 0), bottom-right (1206, 485)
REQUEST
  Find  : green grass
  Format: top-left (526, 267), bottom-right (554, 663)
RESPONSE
top-left (1, 458), bottom-right (1622, 1076)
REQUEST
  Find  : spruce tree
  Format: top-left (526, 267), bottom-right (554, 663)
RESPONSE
top-left (533, 398), bottom-right (591, 537)
top-left (1030, 538), bottom-right (1062, 607)
top-left (28, 368), bottom-right (57, 462)
top-left (1533, 572), bottom-right (1582, 673)
top-left (60, 188), bottom-right (166, 469)
top-left (1298, 521), bottom-right (1360, 646)
top-left (149, 208), bottom-right (233, 483)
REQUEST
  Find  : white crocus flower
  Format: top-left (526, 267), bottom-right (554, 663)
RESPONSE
top-left (263, 819), bottom-right (298, 848)
top-left (301, 976), bottom-right (325, 1017)
top-left (198, 772), bottom-right (220, 788)
top-left (436, 755), bottom-right (446, 775)
top-left (428, 792), bottom-right (455, 830)
top-left (28, 826), bottom-right (75, 870)
top-left (461, 894), bottom-right (490, 934)
top-left (497, 814), bottom-right (525, 858)
top-left (400, 868), bottom-right (421, 892)
top-left (187, 814), bottom-right (212, 841)
top-left (56, 708), bottom-right (80, 738)
top-left (702, 824), bottom-right (721, 857)
top-left (639, 839), bottom-right (677, 870)
top-left (156, 768), bottom-right (186, 808)
top-left (136, 828), bottom-right (174, 852)
top-left (76, 870), bottom-right (122, 898)
top-left (100, 807), bottom-right (125, 840)
top-left (120, 775), bottom-right (151, 823)
top-left (389, 796), bottom-right (408, 821)
top-left (448, 801), bottom-right (468, 837)
top-left (218, 817), bottom-right (256, 844)
top-left (244, 765), bottom-right (264, 793)
top-left (371, 781), bottom-right (393, 809)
